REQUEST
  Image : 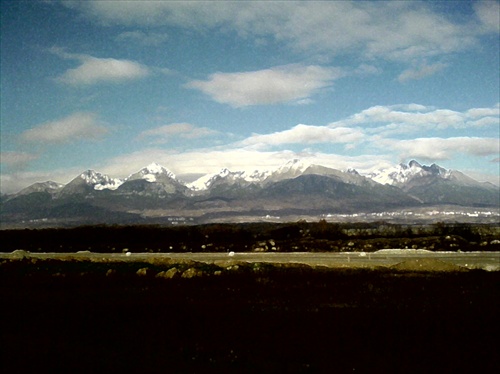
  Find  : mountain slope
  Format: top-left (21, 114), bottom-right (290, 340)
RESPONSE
top-left (1, 160), bottom-right (498, 226)
top-left (189, 159), bottom-right (377, 194)
top-left (369, 160), bottom-right (499, 206)
top-left (259, 174), bottom-right (419, 211)
top-left (10, 181), bottom-right (64, 199)
top-left (406, 179), bottom-right (500, 206)
top-left (117, 163), bottom-right (188, 196)
top-left (59, 170), bottom-right (123, 197)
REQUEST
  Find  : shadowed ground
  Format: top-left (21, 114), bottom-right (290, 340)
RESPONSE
top-left (1, 258), bottom-right (498, 373)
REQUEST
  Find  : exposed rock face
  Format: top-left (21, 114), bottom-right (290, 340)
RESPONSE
top-left (136, 267), bottom-right (151, 276)
top-left (181, 267), bottom-right (204, 278)
top-left (156, 267), bottom-right (180, 279)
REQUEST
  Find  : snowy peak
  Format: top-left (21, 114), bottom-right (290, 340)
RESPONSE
top-left (188, 168), bottom-right (251, 191)
top-left (79, 170), bottom-right (123, 191)
top-left (276, 159), bottom-right (312, 175)
top-left (144, 162), bottom-right (175, 176)
top-left (243, 169), bottom-right (272, 184)
top-left (369, 161), bottom-right (456, 187)
top-left (188, 169), bottom-right (229, 191)
top-left (7, 160), bottom-right (497, 201)
top-left (187, 164), bottom-right (277, 192)
top-left (264, 159), bottom-right (312, 183)
top-left (408, 160), bottom-right (422, 169)
top-left (118, 162), bottom-right (188, 196)
top-left (369, 161), bottom-right (422, 186)
top-left (127, 162), bottom-right (178, 183)
top-left (125, 160), bottom-right (386, 195)
top-left (265, 159), bottom-right (371, 186)
top-left (59, 169), bottom-right (123, 195)
top-left (423, 163), bottom-right (449, 177)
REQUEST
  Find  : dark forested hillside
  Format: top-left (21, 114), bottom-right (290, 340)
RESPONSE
top-left (1, 222), bottom-right (499, 253)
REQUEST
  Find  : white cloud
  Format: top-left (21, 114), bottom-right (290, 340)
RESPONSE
top-left (474, 1), bottom-right (500, 32)
top-left (468, 117), bottom-right (500, 127)
top-left (139, 123), bottom-right (218, 143)
top-left (4, 99), bottom-right (499, 193)
top-left (398, 62), bottom-right (447, 82)
top-left (340, 105), bottom-right (464, 128)
top-left (364, 6), bottom-right (475, 60)
top-left (100, 148), bottom-right (290, 178)
top-left (353, 64), bottom-right (382, 76)
top-left (115, 30), bottom-right (169, 46)
top-left (61, 1), bottom-right (490, 61)
top-left (57, 57), bottom-right (150, 85)
top-left (185, 65), bottom-right (342, 107)
top-left (20, 112), bottom-right (108, 144)
top-left (387, 103), bottom-right (430, 112)
top-left (61, 1), bottom-right (248, 28)
top-left (98, 147), bottom-right (389, 182)
top-left (51, 48), bottom-right (150, 85)
top-left (0, 151), bottom-right (39, 168)
top-left (466, 106), bottom-right (500, 118)
top-left (379, 137), bottom-right (500, 160)
top-left (240, 124), bottom-right (364, 149)
top-left (331, 104), bottom-right (499, 134)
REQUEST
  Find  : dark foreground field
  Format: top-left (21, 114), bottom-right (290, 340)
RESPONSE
top-left (1, 258), bottom-right (498, 373)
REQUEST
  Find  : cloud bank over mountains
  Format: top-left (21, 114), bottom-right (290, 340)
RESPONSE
top-left (2, 102), bottom-right (498, 194)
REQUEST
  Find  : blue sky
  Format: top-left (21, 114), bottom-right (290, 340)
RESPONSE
top-left (1, 0), bottom-right (499, 193)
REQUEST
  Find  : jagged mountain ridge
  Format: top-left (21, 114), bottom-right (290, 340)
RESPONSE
top-left (2, 160), bottom-right (498, 226)
top-left (187, 159), bottom-right (377, 192)
top-left (8, 159), bottom-right (494, 196)
top-left (59, 170), bottom-right (123, 196)
top-left (118, 163), bottom-right (188, 196)
top-left (369, 160), bottom-right (494, 190)
top-left (368, 160), bottom-right (499, 205)
top-left (4, 159), bottom-right (498, 199)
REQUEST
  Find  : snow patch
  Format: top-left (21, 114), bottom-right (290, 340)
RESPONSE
top-left (366, 160), bottom-right (451, 186)
top-left (143, 162), bottom-right (173, 176)
top-left (187, 167), bottom-right (271, 191)
top-left (276, 158), bottom-right (312, 174)
top-left (127, 162), bottom-right (178, 183)
top-left (80, 170), bottom-right (124, 191)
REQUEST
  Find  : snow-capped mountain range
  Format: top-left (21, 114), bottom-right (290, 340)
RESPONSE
top-left (368, 160), bottom-right (485, 189)
top-left (187, 168), bottom-right (271, 192)
top-left (2, 160), bottom-right (498, 227)
top-left (64, 163), bottom-right (178, 192)
top-left (187, 159), bottom-right (380, 192)
top-left (5, 159), bottom-right (498, 196)
top-left (5, 159), bottom-right (498, 195)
